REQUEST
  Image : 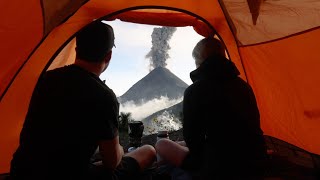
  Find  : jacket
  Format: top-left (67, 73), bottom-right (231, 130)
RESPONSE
top-left (182, 55), bottom-right (267, 178)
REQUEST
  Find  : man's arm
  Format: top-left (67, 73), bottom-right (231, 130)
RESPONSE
top-left (98, 135), bottom-right (124, 170)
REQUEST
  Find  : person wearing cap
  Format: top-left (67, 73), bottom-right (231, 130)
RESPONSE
top-left (10, 21), bottom-right (156, 180)
top-left (155, 37), bottom-right (267, 179)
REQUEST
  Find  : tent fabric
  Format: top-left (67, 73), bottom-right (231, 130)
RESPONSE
top-left (41, 0), bottom-right (88, 35)
top-left (239, 28), bottom-right (320, 153)
top-left (245, 0), bottom-right (263, 25)
top-left (221, 0), bottom-right (320, 45)
top-left (108, 11), bottom-right (215, 37)
top-left (0, 0), bottom-right (320, 174)
top-left (47, 39), bottom-right (76, 71)
top-left (0, 0), bottom-right (43, 98)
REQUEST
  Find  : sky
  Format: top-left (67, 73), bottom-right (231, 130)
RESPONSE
top-left (100, 20), bottom-right (203, 97)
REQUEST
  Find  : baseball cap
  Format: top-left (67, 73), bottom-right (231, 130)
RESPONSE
top-left (76, 21), bottom-right (115, 62)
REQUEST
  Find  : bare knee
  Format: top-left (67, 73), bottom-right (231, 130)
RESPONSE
top-left (125, 144), bottom-right (156, 170)
top-left (139, 144), bottom-right (156, 158)
top-left (155, 138), bottom-right (173, 155)
top-left (126, 144), bottom-right (156, 159)
top-left (155, 139), bottom-right (189, 166)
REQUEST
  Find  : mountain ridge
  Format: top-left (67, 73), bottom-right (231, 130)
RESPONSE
top-left (119, 67), bottom-right (188, 105)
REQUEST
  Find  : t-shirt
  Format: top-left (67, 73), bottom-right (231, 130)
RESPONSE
top-left (10, 65), bottom-right (119, 179)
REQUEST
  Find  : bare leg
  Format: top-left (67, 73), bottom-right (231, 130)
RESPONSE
top-left (155, 138), bottom-right (189, 167)
top-left (124, 145), bottom-right (156, 171)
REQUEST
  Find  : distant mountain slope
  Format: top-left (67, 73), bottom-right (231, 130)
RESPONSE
top-left (142, 101), bottom-right (183, 123)
top-left (142, 101), bottom-right (183, 134)
top-left (119, 67), bottom-right (188, 104)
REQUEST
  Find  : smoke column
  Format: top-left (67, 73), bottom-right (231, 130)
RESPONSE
top-left (146, 26), bottom-right (177, 71)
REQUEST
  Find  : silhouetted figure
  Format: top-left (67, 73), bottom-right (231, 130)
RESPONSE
top-left (10, 21), bottom-right (156, 180)
top-left (156, 37), bottom-right (267, 179)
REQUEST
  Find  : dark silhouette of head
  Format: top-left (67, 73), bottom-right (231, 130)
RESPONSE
top-left (76, 21), bottom-right (115, 63)
top-left (192, 37), bottom-right (226, 67)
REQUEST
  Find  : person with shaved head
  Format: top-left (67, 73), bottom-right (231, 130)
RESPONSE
top-left (156, 37), bottom-right (267, 179)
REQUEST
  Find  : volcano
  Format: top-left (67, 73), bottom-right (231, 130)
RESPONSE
top-left (119, 67), bottom-right (188, 105)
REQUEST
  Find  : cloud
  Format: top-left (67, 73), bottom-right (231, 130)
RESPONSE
top-left (120, 96), bottom-right (182, 121)
top-left (170, 27), bottom-right (204, 52)
top-left (120, 96), bottom-right (183, 135)
top-left (106, 20), bottom-right (158, 48)
top-left (167, 27), bottom-right (204, 85)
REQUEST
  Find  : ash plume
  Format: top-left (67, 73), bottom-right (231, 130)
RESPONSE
top-left (146, 26), bottom-right (177, 71)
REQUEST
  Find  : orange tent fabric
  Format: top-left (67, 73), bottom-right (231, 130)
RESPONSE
top-left (0, 0), bottom-right (319, 173)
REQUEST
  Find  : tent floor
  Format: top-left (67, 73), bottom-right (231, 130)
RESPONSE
top-left (139, 129), bottom-right (320, 180)
top-left (1, 130), bottom-right (319, 180)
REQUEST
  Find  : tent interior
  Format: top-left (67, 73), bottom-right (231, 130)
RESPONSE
top-left (1, 0), bottom-right (320, 178)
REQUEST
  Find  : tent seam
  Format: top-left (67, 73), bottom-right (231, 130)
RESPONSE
top-left (218, 0), bottom-right (249, 83)
top-left (241, 26), bottom-right (320, 47)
